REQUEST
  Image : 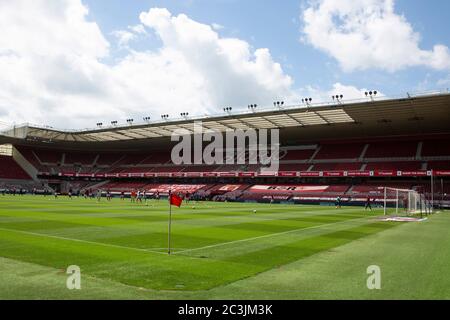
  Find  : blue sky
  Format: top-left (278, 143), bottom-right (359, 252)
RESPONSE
top-left (0, 0), bottom-right (449, 128)
top-left (85, 0), bottom-right (450, 96)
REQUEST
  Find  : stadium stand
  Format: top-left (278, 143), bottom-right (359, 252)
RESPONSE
top-left (14, 146), bottom-right (444, 175)
top-left (278, 164), bottom-right (312, 171)
top-left (311, 163), bottom-right (363, 171)
top-left (422, 138), bottom-right (450, 157)
top-left (96, 153), bottom-right (124, 166)
top-left (101, 181), bottom-right (149, 191)
top-left (114, 154), bottom-right (151, 166)
top-left (364, 161), bottom-right (423, 171)
top-left (64, 152), bottom-right (97, 165)
top-left (34, 149), bottom-right (63, 164)
top-left (0, 156), bottom-right (31, 180)
top-left (141, 152), bottom-right (172, 165)
top-left (280, 149), bottom-right (316, 161)
top-left (364, 140), bottom-right (418, 159)
top-left (1, 91), bottom-right (449, 206)
top-left (428, 161), bottom-right (450, 170)
top-left (313, 143), bottom-right (365, 160)
top-left (11, 135), bottom-right (450, 177)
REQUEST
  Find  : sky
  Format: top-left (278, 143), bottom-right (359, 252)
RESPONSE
top-left (0, 0), bottom-right (449, 129)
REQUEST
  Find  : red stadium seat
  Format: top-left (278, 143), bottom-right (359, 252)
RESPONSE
top-left (0, 156), bottom-right (31, 180)
top-left (422, 138), bottom-right (450, 157)
top-left (314, 143), bottom-right (365, 160)
top-left (365, 162), bottom-right (422, 171)
top-left (365, 141), bottom-right (418, 158)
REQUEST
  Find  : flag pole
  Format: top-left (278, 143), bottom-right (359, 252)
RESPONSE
top-left (168, 190), bottom-right (172, 255)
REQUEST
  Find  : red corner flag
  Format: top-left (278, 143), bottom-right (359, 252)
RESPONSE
top-left (169, 193), bottom-right (183, 208)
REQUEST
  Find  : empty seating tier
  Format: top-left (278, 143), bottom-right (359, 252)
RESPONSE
top-left (365, 141), bottom-right (418, 158)
top-left (314, 143), bottom-right (365, 160)
top-left (0, 156), bottom-right (31, 180)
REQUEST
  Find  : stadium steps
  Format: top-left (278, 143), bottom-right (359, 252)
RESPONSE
top-left (138, 155), bottom-right (153, 165)
top-left (11, 146), bottom-right (39, 181)
top-left (111, 154), bottom-right (126, 167)
top-left (309, 146), bottom-right (321, 162)
top-left (32, 151), bottom-right (44, 165)
top-left (416, 141), bottom-right (423, 160)
top-left (346, 185), bottom-right (355, 195)
top-left (82, 180), bottom-right (111, 191)
top-left (359, 144), bottom-right (369, 161)
top-left (30, 150), bottom-right (42, 166)
top-left (92, 154), bottom-right (100, 167)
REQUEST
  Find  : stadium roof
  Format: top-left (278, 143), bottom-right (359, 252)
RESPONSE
top-left (1, 89), bottom-right (449, 145)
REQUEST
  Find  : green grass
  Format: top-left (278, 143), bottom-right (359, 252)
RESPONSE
top-left (0, 195), bottom-right (448, 299)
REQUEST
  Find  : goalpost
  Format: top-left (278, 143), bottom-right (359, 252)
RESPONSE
top-left (383, 187), bottom-right (430, 217)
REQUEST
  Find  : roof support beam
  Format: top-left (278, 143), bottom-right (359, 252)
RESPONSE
top-left (283, 112), bottom-right (305, 127)
top-left (312, 111), bottom-right (331, 125)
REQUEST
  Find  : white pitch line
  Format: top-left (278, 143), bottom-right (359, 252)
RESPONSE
top-left (175, 216), bottom-right (373, 255)
top-left (0, 227), bottom-right (167, 255)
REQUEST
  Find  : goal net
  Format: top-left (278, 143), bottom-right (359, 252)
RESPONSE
top-left (383, 187), bottom-right (430, 216)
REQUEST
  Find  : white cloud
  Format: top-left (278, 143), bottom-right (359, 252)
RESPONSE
top-left (129, 24), bottom-right (147, 35)
top-left (437, 75), bottom-right (450, 87)
top-left (212, 23), bottom-right (224, 31)
top-left (0, 0), bottom-right (108, 59)
top-left (301, 83), bottom-right (383, 102)
top-left (302, 0), bottom-right (450, 72)
top-left (112, 24), bottom-right (148, 48)
top-left (112, 30), bottom-right (136, 48)
top-left (0, 1), bottom-right (374, 130)
top-left (140, 8), bottom-right (298, 106)
top-left (0, 0), bottom-right (113, 127)
top-left (328, 83), bottom-right (383, 100)
top-left (0, 1), bottom-right (298, 129)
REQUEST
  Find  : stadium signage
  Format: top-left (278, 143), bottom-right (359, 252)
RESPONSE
top-left (171, 121), bottom-right (280, 172)
top-left (218, 172), bottom-right (238, 177)
top-left (203, 172), bottom-right (218, 177)
top-left (219, 185), bottom-right (241, 192)
top-left (278, 171), bottom-right (297, 177)
top-left (172, 172), bottom-right (185, 178)
top-left (323, 171), bottom-right (344, 177)
top-left (185, 172), bottom-right (202, 177)
top-left (346, 171), bottom-right (372, 177)
top-left (299, 171), bottom-right (321, 177)
top-left (250, 185), bottom-right (330, 193)
top-left (376, 170), bottom-right (396, 177)
top-left (240, 172), bottom-right (256, 177)
top-left (43, 169), bottom-right (450, 178)
top-left (401, 171), bottom-right (428, 177)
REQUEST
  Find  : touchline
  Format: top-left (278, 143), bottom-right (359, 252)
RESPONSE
top-left (171, 121), bottom-right (280, 172)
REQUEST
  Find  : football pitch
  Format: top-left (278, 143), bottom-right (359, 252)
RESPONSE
top-left (0, 195), bottom-right (449, 300)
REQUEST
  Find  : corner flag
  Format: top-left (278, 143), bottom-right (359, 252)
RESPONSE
top-left (168, 191), bottom-right (183, 255)
top-left (169, 193), bottom-right (183, 208)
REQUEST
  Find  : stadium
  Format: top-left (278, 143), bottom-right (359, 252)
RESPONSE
top-left (0, 89), bottom-right (449, 299)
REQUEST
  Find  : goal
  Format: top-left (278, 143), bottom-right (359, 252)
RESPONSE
top-left (383, 187), bottom-right (430, 216)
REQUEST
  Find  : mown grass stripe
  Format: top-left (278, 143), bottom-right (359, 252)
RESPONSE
top-left (0, 195), bottom-right (400, 292)
top-left (175, 216), bottom-right (373, 255)
top-left (0, 227), bottom-right (167, 255)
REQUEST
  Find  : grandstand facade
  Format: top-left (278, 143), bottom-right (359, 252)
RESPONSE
top-left (1, 90), bottom-right (449, 207)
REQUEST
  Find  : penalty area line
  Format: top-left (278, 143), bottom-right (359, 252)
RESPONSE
top-left (175, 216), bottom-right (373, 255)
top-left (0, 227), bottom-right (168, 255)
